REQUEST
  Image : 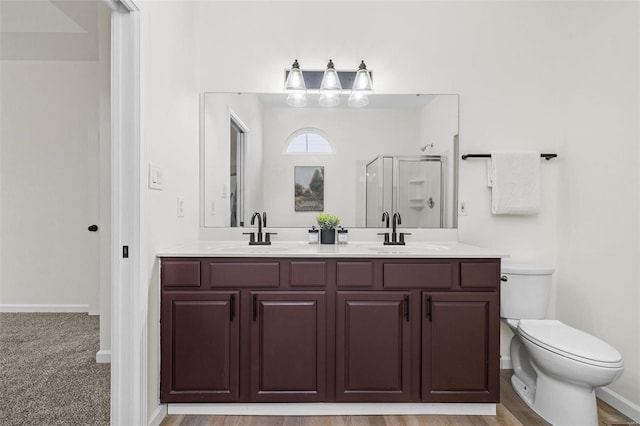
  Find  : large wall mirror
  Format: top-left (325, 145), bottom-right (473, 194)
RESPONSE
top-left (202, 93), bottom-right (459, 229)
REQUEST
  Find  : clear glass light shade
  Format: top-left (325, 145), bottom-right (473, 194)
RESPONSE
top-left (320, 60), bottom-right (342, 93)
top-left (352, 68), bottom-right (373, 93)
top-left (351, 60), bottom-right (373, 94)
top-left (348, 92), bottom-right (369, 108)
top-left (287, 92), bottom-right (307, 107)
top-left (319, 92), bottom-right (340, 107)
top-left (284, 60), bottom-right (306, 92)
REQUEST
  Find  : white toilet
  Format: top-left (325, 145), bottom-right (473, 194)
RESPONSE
top-left (501, 263), bottom-right (624, 426)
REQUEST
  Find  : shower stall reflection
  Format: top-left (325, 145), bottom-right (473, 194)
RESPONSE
top-left (365, 155), bottom-right (445, 228)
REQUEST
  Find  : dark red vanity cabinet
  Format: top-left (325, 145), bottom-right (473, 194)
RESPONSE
top-left (250, 292), bottom-right (327, 401)
top-left (160, 291), bottom-right (239, 402)
top-left (336, 291), bottom-right (412, 401)
top-left (160, 257), bottom-right (500, 404)
top-left (422, 292), bottom-right (500, 402)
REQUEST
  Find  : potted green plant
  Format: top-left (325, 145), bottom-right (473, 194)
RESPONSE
top-left (316, 213), bottom-right (341, 244)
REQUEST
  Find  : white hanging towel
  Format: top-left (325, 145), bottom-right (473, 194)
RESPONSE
top-left (489, 151), bottom-right (541, 215)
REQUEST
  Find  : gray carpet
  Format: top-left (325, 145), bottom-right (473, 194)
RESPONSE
top-left (0, 313), bottom-right (110, 425)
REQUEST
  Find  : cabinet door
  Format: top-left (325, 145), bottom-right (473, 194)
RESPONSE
top-left (336, 291), bottom-right (412, 401)
top-left (161, 291), bottom-right (239, 402)
top-left (250, 292), bottom-right (326, 401)
top-left (422, 292), bottom-right (499, 402)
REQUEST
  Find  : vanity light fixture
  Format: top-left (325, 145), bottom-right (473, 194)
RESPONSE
top-left (348, 60), bottom-right (373, 107)
top-left (351, 61), bottom-right (373, 94)
top-left (284, 59), bottom-right (374, 108)
top-left (319, 59), bottom-right (342, 92)
top-left (319, 59), bottom-right (342, 107)
top-left (284, 59), bottom-right (307, 107)
top-left (284, 59), bottom-right (306, 92)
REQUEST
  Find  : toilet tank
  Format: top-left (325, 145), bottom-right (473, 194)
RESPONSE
top-left (500, 263), bottom-right (554, 320)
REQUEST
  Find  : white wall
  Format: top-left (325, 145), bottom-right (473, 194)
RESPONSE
top-left (142, 1), bottom-right (201, 419)
top-left (262, 107), bottom-right (419, 227)
top-left (554, 1), bottom-right (640, 407)
top-left (191, 1), bottom-right (639, 408)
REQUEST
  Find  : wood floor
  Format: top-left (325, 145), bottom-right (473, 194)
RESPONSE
top-left (161, 371), bottom-right (635, 426)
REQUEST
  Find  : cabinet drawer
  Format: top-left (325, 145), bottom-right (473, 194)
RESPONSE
top-left (162, 261), bottom-right (201, 288)
top-left (209, 262), bottom-right (280, 288)
top-left (290, 261), bottom-right (327, 287)
top-left (460, 262), bottom-right (499, 289)
top-left (336, 262), bottom-right (374, 287)
top-left (383, 263), bottom-right (452, 289)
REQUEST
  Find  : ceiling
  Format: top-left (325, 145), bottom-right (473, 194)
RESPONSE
top-left (1, 0), bottom-right (105, 61)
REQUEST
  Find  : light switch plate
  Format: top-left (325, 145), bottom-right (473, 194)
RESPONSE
top-left (149, 164), bottom-right (163, 190)
top-left (458, 201), bottom-right (468, 216)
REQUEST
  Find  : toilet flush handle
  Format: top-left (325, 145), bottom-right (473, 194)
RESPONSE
top-left (500, 275), bottom-right (508, 282)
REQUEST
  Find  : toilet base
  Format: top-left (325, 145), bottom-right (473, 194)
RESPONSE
top-left (510, 374), bottom-right (535, 407)
top-left (532, 368), bottom-right (599, 426)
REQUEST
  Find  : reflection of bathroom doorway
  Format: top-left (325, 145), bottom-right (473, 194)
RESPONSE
top-left (230, 118), bottom-right (246, 227)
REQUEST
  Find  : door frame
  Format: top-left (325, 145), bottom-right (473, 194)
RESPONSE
top-left (229, 110), bottom-right (248, 227)
top-left (107, 0), bottom-right (149, 424)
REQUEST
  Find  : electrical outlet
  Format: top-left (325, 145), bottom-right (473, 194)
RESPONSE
top-left (458, 201), bottom-right (468, 216)
top-left (177, 197), bottom-right (184, 218)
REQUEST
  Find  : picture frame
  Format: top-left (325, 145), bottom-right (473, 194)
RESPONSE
top-left (294, 166), bottom-right (324, 212)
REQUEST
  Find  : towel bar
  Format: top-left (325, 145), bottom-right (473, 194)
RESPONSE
top-left (461, 153), bottom-right (557, 160)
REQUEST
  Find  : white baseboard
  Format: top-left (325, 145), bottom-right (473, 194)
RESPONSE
top-left (0, 304), bottom-right (89, 313)
top-left (96, 349), bottom-right (111, 364)
top-left (596, 386), bottom-right (640, 422)
top-left (168, 403), bottom-right (496, 416)
top-left (500, 356), bottom-right (513, 370)
top-left (149, 404), bottom-right (167, 426)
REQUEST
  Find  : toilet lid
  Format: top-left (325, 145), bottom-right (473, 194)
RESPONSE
top-left (518, 320), bottom-right (623, 367)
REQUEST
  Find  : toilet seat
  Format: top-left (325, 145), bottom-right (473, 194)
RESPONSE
top-left (518, 320), bottom-right (623, 368)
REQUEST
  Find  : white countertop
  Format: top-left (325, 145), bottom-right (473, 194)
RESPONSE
top-left (157, 241), bottom-right (508, 259)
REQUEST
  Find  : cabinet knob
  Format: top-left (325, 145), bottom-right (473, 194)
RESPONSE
top-left (500, 275), bottom-right (508, 282)
top-left (88, 224), bottom-right (98, 232)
